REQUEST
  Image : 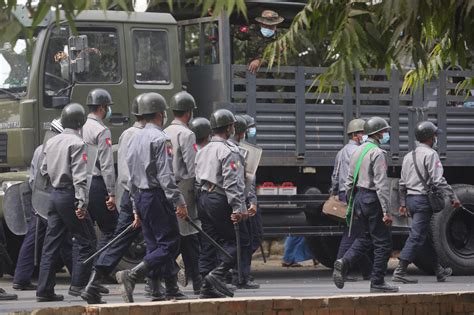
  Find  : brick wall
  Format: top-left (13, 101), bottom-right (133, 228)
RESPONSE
top-left (30, 292), bottom-right (474, 315)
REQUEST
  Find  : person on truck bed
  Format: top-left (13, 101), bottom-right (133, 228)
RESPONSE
top-left (330, 118), bottom-right (372, 281)
top-left (394, 121), bottom-right (460, 284)
top-left (333, 116), bottom-right (399, 293)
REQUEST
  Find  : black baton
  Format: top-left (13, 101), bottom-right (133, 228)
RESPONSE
top-left (185, 216), bottom-right (232, 260)
top-left (83, 224), bottom-right (135, 265)
top-left (234, 223), bottom-right (242, 284)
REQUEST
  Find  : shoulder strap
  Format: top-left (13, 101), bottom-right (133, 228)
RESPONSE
top-left (412, 150), bottom-right (430, 190)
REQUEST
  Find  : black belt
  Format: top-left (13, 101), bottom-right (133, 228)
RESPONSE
top-left (53, 186), bottom-right (73, 191)
top-left (357, 187), bottom-right (376, 193)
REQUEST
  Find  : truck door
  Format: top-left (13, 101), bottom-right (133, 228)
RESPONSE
top-left (38, 23), bottom-right (129, 142)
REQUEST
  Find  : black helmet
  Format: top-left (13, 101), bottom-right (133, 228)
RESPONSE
top-left (138, 92), bottom-right (168, 115)
top-left (364, 116), bottom-right (391, 136)
top-left (86, 88), bottom-right (114, 106)
top-left (235, 115), bottom-right (248, 134)
top-left (190, 117), bottom-right (212, 141)
top-left (241, 114), bottom-right (256, 128)
top-left (210, 109), bottom-right (236, 129)
top-left (170, 91), bottom-right (197, 111)
top-left (61, 103), bottom-right (86, 129)
top-left (131, 93), bottom-right (146, 116)
top-left (415, 121), bottom-right (440, 142)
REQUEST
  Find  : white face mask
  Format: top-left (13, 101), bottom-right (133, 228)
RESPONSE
top-left (362, 135), bottom-right (368, 143)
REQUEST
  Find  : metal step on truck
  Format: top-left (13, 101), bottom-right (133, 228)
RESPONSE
top-left (0, 1), bottom-right (473, 275)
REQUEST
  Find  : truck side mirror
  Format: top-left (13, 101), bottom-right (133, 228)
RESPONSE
top-left (68, 35), bottom-right (89, 74)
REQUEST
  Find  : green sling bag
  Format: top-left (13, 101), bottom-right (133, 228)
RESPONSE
top-left (345, 142), bottom-right (378, 228)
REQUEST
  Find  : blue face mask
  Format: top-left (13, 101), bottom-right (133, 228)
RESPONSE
top-left (362, 135), bottom-right (368, 143)
top-left (105, 106), bottom-right (112, 120)
top-left (260, 27), bottom-right (275, 38)
top-left (380, 132), bottom-right (390, 144)
top-left (247, 127), bottom-right (257, 138)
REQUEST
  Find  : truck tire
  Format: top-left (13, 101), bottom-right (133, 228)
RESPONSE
top-left (431, 184), bottom-right (474, 275)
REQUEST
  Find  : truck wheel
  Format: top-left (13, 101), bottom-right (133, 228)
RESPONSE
top-left (431, 184), bottom-right (474, 275)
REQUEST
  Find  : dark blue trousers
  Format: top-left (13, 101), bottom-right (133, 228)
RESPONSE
top-left (135, 188), bottom-right (180, 279)
top-left (399, 195), bottom-right (437, 264)
top-left (95, 191), bottom-right (141, 275)
top-left (89, 177), bottom-right (118, 249)
top-left (250, 210), bottom-right (263, 254)
top-left (37, 188), bottom-right (96, 297)
top-left (342, 189), bottom-right (392, 284)
top-left (180, 233), bottom-right (201, 281)
top-left (235, 219), bottom-right (251, 284)
top-left (13, 213), bottom-right (72, 286)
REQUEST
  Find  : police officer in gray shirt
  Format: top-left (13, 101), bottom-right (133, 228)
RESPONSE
top-left (332, 119), bottom-right (372, 281)
top-left (116, 92), bottom-right (188, 303)
top-left (164, 91), bottom-right (202, 295)
top-left (82, 94), bottom-right (147, 304)
top-left (195, 109), bottom-right (246, 299)
top-left (333, 117), bottom-right (398, 293)
top-left (393, 121), bottom-right (459, 284)
top-left (36, 104), bottom-right (96, 302)
top-left (82, 88), bottom-right (118, 255)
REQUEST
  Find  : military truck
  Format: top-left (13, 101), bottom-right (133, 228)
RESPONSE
top-left (0, 1), bottom-right (473, 275)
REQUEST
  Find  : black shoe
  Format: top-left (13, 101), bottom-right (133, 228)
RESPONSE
top-left (370, 281), bottom-right (399, 293)
top-left (12, 283), bottom-right (37, 291)
top-left (392, 259), bottom-right (418, 284)
top-left (68, 286), bottom-right (84, 297)
top-left (81, 270), bottom-right (106, 304)
top-left (97, 284), bottom-right (109, 295)
top-left (333, 259), bottom-right (348, 289)
top-left (164, 276), bottom-right (188, 300)
top-left (436, 265), bottom-right (453, 282)
top-left (205, 274), bottom-right (233, 297)
top-left (192, 275), bottom-right (203, 295)
top-left (237, 280), bottom-right (260, 289)
top-left (199, 280), bottom-right (227, 299)
top-left (148, 278), bottom-right (166, 301)
top-left (116, 261), bottom-right (149, 303)
top-left (37, 294), bottom-right (64, 302)
top-left (0, 288), bottom-right (17, 300)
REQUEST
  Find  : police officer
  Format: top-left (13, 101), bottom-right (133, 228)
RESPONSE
top-left (393, 121), bottom-right (459, 283)
top-left (241, 114), bottom-right (257, 141)
top-left (164, 91), bottom-right (203, 295)
top-left (13, 119), bottom-right (72, 291)
top-left (195, 109), bottom-right (246, 298)
top-left (81, 94), bottom-right (147, 304)
top-left (331, 118), bottom-right (372, 280)
top-left (36, 103), bottom-right (97, 302)
top-left (190, 117), bottom-right (212, 149)
top-left (116, 92), bottom-right (188, 303)
top-left (333, 116), bottom-right (398, 293)
top-left (82, 88), bottom-right (118, 262)
top-left (235, 10), bottom-right (284, 74)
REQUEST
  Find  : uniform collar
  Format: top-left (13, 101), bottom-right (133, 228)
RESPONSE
top-left (63, 128), bottom-right (81, 136)
top-left (211, 135), bottom-right (228, 143)
top-left (145, 122), bottom-right (163, 131)
top-left (228, 138), bottom-right (240, 145)
top-left (348, 139), bottom-right (359, 145)
top-left (133, 121), bottom-right (145, 129)
top-left (417, 143), bottom-right (433, 149)
top-left (366, 137), bottom-right (380, 146)
top-left (171, 119), bottom-right (189, 128)
top-left (88, 113), bottom-right (105, 125)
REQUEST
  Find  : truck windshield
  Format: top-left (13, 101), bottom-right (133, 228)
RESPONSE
top-left (0, 39), bottom-right (31, 95)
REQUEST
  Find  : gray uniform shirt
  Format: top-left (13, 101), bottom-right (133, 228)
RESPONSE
top-left (117, 122), bottom-right (144, 192)
top-left (330, 140), bottom-right (359, 194)
top-left (127, 123), bottom-right (185, 207)
top-left (344, 138), bottom-right (390, 214)
top-left (29, 144), bottom-right (43, 188)
top-left (82, 113), bottom-right (115, 195)
top-left (195, 136), bottom-right (246, 213)
top-left (40, 129), bottom-right (89, 209)
top-left (164, 119), bottom-right (197, 182)
top-left (399, 143), bottom-right (457, 207)
top-left (229, 138), bottom-right (257, 205)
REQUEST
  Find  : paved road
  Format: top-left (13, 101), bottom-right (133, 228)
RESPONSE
top-left (1, 260), bottom-right (473, 314)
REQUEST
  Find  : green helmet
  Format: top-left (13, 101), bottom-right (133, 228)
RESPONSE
top-left (86, 88), bottom-right (114, 106)
top-left (347, 118), bottom-right (365, 134)
top-left (61, 103), bottom-right (86, 129)
top-left (138, 92), bottom-right (168, 115)
top-left (170, 91), bottom-right (197, 111)
top-left (241, 114), bottom-right (256, 128)
top-left (131, 93), bottom-right (146, 116)
top-left (235, 115), bottom-right (248, 134)
top-left (415, 121), bottom-right (440, 142)
top-left (190, 117), bottom-right (212, 141)
top-left (364, 116), bottom-right (391, 136)
top-left (210, 109), bottom-right (236, 129)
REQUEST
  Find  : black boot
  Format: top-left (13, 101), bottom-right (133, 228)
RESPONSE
top-left (192, 275), bottom-right (203, 295)
top-left (333, 259), bottom-right (348, 289)
top-left (164, 275), bottom-right (188, 300)
top-left (199, 278), bottom-right (227, 299)
top-left (435, 265), bottom-right (453, 282)
top-left (370, 281), bottom-right (399, 293)
top-left (81, 270), bottom-right (106, 304)
top-left (205, 263), bottom-right (234, 297)
top-left (149, 278), bottom-right (166, 301)
top-left (392, 259), bottom-right (418, 284)
top-left (115, 261), bottom-right (149, 303)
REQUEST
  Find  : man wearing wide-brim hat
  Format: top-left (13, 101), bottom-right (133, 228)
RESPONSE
top-left (235, 10), bottom-right (284, 74)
